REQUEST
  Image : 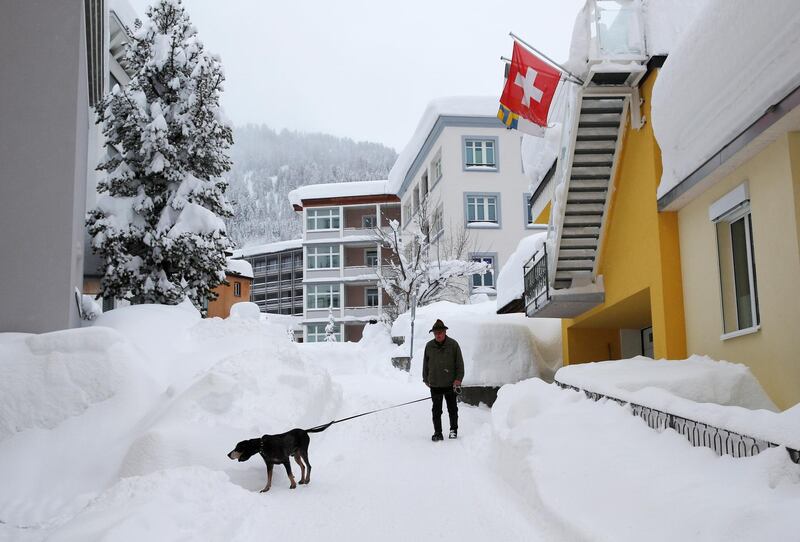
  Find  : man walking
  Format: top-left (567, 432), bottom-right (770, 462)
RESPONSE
top-left (422, 319), bottom-right (464, 442)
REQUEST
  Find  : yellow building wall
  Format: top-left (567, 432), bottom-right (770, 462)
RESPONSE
top-left (534, 201), bottom-right (551, 224)
top-left (677, 133), bottom-right (800, 409)
top-left (563, 70), bottom-right (687, 365)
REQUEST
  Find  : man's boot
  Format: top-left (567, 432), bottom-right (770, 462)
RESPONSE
top-left (431, 432), bottom-right (444, 442)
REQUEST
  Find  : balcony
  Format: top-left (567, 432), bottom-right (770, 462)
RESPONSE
top-left (523, 244), bottom-right (604, 318)
top-left (343, 265), bottom-right (378, 279)
top-left (343, 305), bottom-right (381, 318)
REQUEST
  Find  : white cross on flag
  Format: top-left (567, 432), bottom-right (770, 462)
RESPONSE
top-left (499, 41), bottom-right (561, 128)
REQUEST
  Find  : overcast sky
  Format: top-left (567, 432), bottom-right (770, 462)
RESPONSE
top-left (128, 0), bottom-right (585, 151)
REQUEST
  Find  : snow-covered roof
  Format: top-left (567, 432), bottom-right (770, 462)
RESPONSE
top-left (387, 96), bottom-right (501, 195)
top-left (652, 0), bottom-right (800, 202)
top-left (225, 258), bottom-right (253, 279)
top-left (288, 180), bottom-right (393, 208)
top-left (232, 238), bottom-right (302, 258)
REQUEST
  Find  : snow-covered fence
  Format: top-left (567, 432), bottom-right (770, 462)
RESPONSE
top-left (555, 381), bottom-right (800, 464)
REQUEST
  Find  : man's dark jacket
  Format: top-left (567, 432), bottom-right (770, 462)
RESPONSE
top-left (422, 335), bottom-right (465, 387)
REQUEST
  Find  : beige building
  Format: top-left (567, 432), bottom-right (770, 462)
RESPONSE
top-left (654, 4), bottom-right (800, 409)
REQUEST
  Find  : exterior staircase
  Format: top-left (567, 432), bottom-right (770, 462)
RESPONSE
top-left (554, 96), bottom-right (626, 290)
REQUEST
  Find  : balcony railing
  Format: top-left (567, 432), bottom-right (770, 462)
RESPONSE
top-left (523, 245), bottom-right (550, 314)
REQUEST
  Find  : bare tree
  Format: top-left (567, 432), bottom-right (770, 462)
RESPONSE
top-left (373, 199), bottom-right (488, 355)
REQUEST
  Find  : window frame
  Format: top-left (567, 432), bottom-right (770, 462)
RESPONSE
top-left (464, 192), bottom-right (502, 228)
top-left (365, 248), bottom-right (378, 267)
top-left (362, 215), bottom-right (377, 229)
top-left (306, 244), bottom-right (341, 270)
top-left (306, 207), bottom-right (341, 231)
top-left (365, 287), bottom-right (379, 307)
top-left (430, 149), bottom-right (443, 189)
top-left (233, 281), bottom-right (242, 297)
top-left (469, 252), bottom-right (497, 291)
top-left (306, 283), bottom-right (341, 309)
top-left (307, 322), bottom-right (341, 342)
top-left (462, 136), bottom-right (499, 171)
top-left (710, 183), bottom-right (760, 340)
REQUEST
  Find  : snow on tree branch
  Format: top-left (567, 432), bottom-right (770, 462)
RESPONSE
top-left (86, 0), bottom-right (234, 309)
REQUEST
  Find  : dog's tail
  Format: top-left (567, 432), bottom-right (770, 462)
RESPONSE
top-left (305, 421), bottom-right (335, 433)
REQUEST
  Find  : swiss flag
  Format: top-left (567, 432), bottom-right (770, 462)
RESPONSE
top-left (500, 41), bottom-right (561, 127)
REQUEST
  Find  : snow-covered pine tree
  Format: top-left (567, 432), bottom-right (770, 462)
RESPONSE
top-left (325, 306), bottom-right (338, 343)
top-left (87, 0), bottom-right (233, 309)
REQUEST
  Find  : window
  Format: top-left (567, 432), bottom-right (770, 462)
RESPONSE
top-left (307, 323), bottom-right (341, 342)
top-left (465, 193), bottom-right (500, 225)
top-left (403, 201), bottom-right (412, 226)
top-left (363, 215), bottom-right (377, 228)
top-left (307, 244), bottom-right (340, 269)
top-left (710, 183), bottom-right (759, 338)
top-left (524, 193), bottom-right (535, 226)
top-left (306, 208), bottom-right (340, 231)
top-left (431, 205), bottom-right (444, 240)
top-left (366, 287), bottom-right (379, 307)
top-left (234, 282), bottom-right (241, 297)
top-left (307, 284), bottom-right (340, 309)
top-left (365, 249), bottom-right (378, 267)
top-left (471, 255), bottom-right (495, 288)
top-left (413, 185), bottom-right (420, 212)
top-left (430, 151), bottom-right (443, 185)
top-left (464, 138), bottom-right (497, 168)
top-left (420, 172), bottom-right (429, 198)
top-left (715, 208), bottom-right (759, 335)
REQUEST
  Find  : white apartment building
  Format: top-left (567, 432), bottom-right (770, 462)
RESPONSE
top-left (288, 181), bottom-right (400, 342)
top-left (387, 97), bottom-right (542, 298)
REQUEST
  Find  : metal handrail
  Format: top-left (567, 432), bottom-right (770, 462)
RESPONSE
top-left (555, 380), bottom-right (800, 464)
top-left (523, 244), bottom-right (550, 312)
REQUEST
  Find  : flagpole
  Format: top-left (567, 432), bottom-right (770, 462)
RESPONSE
top-left (509, 31), bottom-right (585, 86)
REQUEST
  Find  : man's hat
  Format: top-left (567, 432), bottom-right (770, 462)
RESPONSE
top-left (429, 319), bottom-right (448, 332)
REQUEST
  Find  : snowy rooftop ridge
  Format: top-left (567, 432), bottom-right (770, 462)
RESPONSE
top-left (652, 0), bottom-right (800, 200)
top-left (288, 180), bottom-right (393, 208)
top-left (387, 96), bottom-right (501, 195)
top-left (232, 238), bottom-right (302, 258)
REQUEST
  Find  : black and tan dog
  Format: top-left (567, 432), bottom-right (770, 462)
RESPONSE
top-left (228, 427), bottom-right (324, 492)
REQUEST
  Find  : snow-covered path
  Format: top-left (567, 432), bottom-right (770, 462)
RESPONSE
top-left (235, 363), bottom-right (550, 541)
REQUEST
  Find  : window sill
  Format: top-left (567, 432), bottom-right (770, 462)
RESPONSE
top-left (467, 222), bottom-right (500, 229)
top-left (720, 325), bottom-right (760, 341)
top-left (526, 223), bottom-right (547, 230)
top-left (464, 165), bottom-right (498, 172)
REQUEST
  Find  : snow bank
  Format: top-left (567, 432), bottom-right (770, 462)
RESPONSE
top-left (652, 0), bottom-right (800, 198)
top-left (288, 179), bottom-right (391, 207)
top-left (557, 356), bottom-right (800, 449)
top-left (392, 300), bottom-right (561, 386)
top-left (387, 97), bottom-right (499, 195)
top-left (490, 378), bottom-right (800, 542)
top-left (0, 327), bottom-right (149, 441)
top-left (495, 231), bottom-right (547, 310)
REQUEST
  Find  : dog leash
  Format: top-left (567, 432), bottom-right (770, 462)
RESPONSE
top-left (305, 396), bottom-right (432, 433)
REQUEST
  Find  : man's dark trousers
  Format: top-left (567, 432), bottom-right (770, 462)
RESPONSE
top-left (430, 387), bottom-right (458, 434)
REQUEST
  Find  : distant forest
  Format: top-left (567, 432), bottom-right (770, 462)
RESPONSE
top-left (224, 125), bottom-right (398, 248)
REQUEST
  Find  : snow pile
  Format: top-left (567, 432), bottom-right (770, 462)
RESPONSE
top-left (495, 231), bottom-right (547, 309)
top-left (557, 357), bottom-right (800, 449)
top-left (0, 327), bottom-right (152, 441)
top-left (387, 97), bottom-right (499, 194)
top-left (491, 378), bottom-right (800, 542)
top-left (288, 179), bottom-right (391, 207)
top-left (392, 300), bottom-right (561, 386)
top-left (652, 0), bottom-right (800, 198)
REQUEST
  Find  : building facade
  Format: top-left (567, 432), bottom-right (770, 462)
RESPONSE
top-left (289, 181), bottom-right (399, 342)
top-left (0, 0), bottom-right (137, 332)
top-left (207, 260), bottom-right (254, 319)
top-left (234, 240), bottom-right (304, 316)
top-left (388, 98), bottom-right (538, 299)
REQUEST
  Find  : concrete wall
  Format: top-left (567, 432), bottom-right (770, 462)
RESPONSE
top-left (0, 1), bottom-right (89, 332)
top-left (399, 124), bottom-right (531, 277)
top-left (678, 133), bottom-right (800, 409)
